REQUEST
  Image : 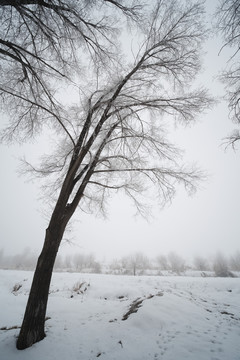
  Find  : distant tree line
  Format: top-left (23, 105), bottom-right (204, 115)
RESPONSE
top-left (109, 251), bottom-right (240, 276)
top-left (1, 248), bottom-right (240, 277)
top-left (0, 248), bottom-right (101, 273)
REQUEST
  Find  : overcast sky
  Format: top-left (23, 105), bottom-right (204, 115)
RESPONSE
top-left (0, 0), bottom-right (239, 262)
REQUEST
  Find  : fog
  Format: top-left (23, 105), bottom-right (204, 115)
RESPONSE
top-left (0, 0), bottom-right (239, 262)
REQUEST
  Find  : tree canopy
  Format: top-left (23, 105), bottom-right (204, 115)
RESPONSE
top-left (216, 0), bottom-right (240, 146)
top-left (0, 0), bottom-right (141, 140)
top-left (13, 0), bottom-right (212, 217)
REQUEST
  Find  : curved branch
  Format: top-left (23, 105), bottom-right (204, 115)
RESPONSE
top-left (1, 87), bottom-right (75, 146)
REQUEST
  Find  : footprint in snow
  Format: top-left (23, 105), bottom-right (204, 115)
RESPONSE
top-left (156, 330), bottom-right (178, 356)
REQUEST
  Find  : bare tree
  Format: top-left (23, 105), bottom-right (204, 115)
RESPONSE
top-left (156, 254), bottom-right (169, 270)
top-left (229, 250), bottom-right (240, 271)
top-left (0, 0), bottom-right (141, 141)
top-left (122, 252), bottom-right (150, 276)
top-left (109, 258), bottom-right (124, 274)
top-left (193, 255), bottom-right (209, 271)
top-left (168, 251), bottom-right (186, 274)
top-left (215, 0), bottom-right (240, 147)
top-left (1, 0), bottom-right (212, 350)
top-left (73, 252), bottom-right (99, 272)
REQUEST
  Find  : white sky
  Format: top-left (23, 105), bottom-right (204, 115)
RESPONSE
top-left (0, 0), bottom-right (239, 261)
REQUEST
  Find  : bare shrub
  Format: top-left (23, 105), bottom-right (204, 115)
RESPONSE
top-left (72, 281), bottom-right (90, 295)
top-left (229, 251), bottom-right (240, 271)
top-left (12, 283), bottom-right (22, 295)
top-left (213, 252), bottom-right (234, 277)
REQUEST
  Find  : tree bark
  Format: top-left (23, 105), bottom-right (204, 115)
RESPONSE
top-left (16, 223), bottom-right (65, 350)
top-left (16, 140), bottom-right (85, 350)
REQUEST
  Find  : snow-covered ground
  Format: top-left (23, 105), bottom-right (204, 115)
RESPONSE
top-left (0, 270), bottom-right (240, 360)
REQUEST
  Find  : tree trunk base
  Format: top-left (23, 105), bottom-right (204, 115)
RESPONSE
top-left (17, 329), bottom-right (46, 350)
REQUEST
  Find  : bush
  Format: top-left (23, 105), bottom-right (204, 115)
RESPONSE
top-left (213, 253), bottom-right (234, 277)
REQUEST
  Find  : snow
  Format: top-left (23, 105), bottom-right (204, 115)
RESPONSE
top-left (0, 270), bottom-right (240, 360)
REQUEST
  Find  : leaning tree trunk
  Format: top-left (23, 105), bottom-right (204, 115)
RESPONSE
top-left (16, 222), bottom-right (66, 350)
top-left (16, 141), bottom-right (86, 350)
